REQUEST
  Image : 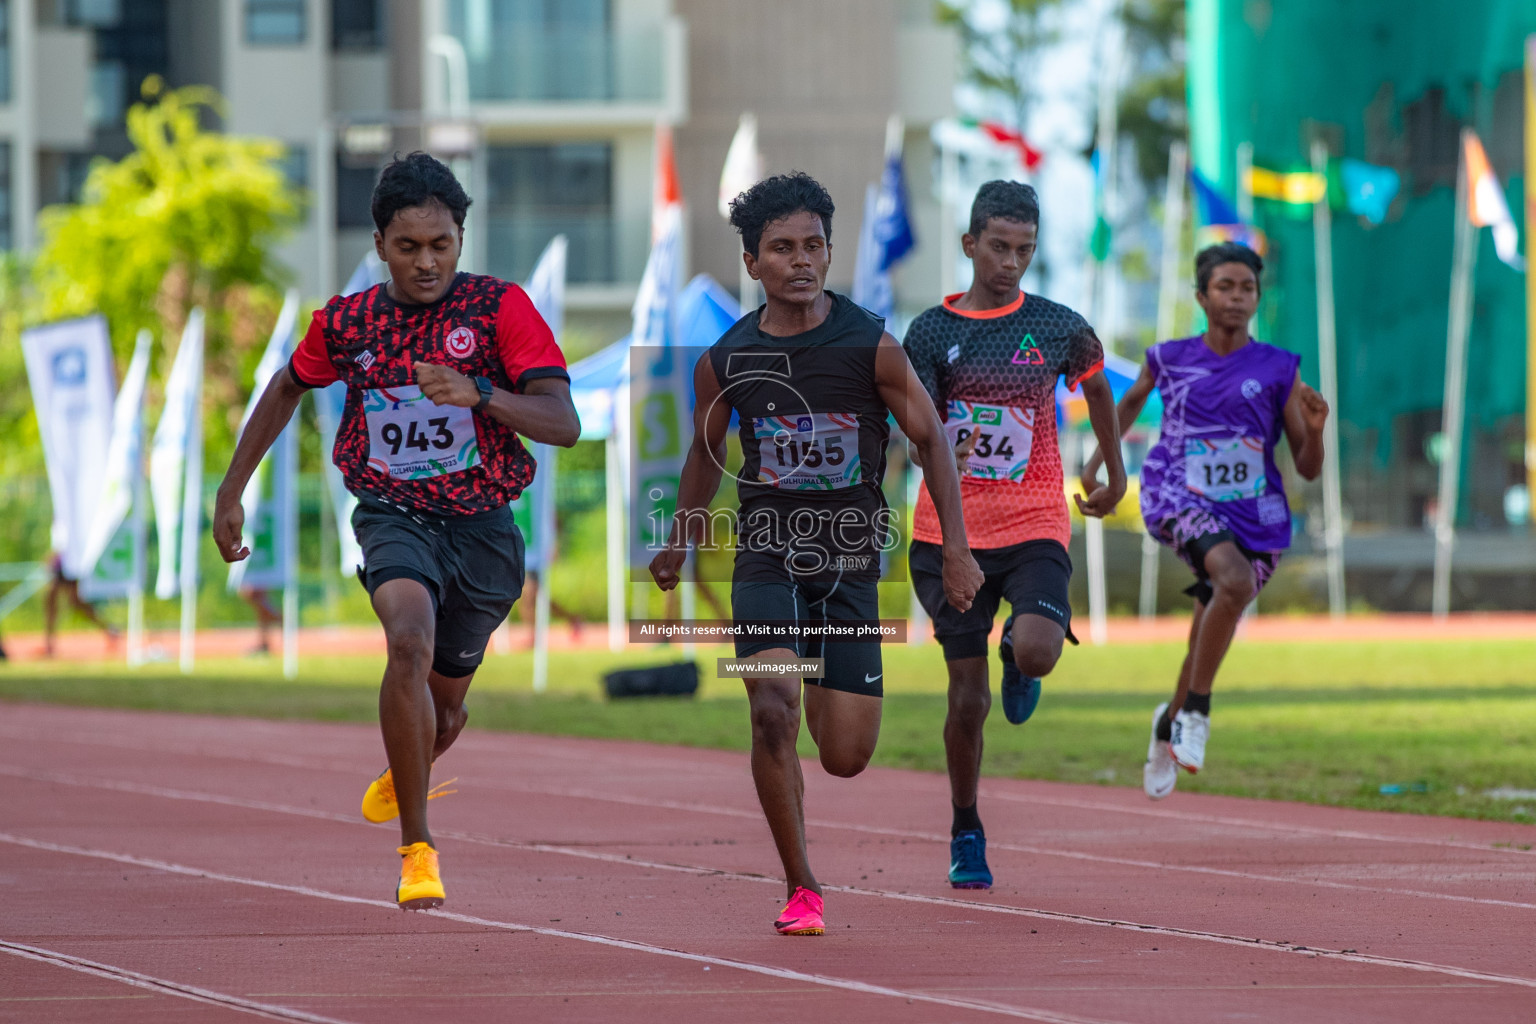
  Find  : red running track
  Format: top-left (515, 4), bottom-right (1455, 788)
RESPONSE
top-left (2, 703), bottom-right (1534, 1023)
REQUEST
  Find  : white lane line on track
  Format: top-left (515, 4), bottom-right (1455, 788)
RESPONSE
top-left (4, 771), bottom-right (1536, 992)
top-left (5, 761), bottom-right (1536, 918)
top-left (0, 940), bottom-right (359, 1024)
top-left (6, 723), bottom-right (1535, 859)
top-left (0, 833), bottom-right (1130, 1024)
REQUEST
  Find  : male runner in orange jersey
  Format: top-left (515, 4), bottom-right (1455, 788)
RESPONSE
top-left (905, 181), bottom-right (1125, 888)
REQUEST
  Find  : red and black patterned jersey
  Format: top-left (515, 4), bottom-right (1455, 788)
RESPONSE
top-left (904, 291), bottom-right (1103, 551)
top-left (289, 272), bottom-right (569, 516)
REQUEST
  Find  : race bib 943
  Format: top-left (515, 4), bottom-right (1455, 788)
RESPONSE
top-left (364, 386), bottom-right (481, 480)
top-left (945, 400), bottom-right (1035, 481)
top-left (1185, 436), bottom-right (1266, 501)
top-left (752, 412), bottom-right (862, 490)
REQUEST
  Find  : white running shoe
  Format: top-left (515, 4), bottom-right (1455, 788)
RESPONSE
top-left (1170, 708), bottom-right (1210, 773)
top-left (1143, 702), bottom-right (1178, 800)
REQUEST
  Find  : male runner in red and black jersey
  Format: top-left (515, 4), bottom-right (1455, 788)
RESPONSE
top-left (651, 172), bottom-right (982, 936)
top-left (905, 181), bottom-right (1125, 889)
top-left (214, 152), bottom-right (579, 909)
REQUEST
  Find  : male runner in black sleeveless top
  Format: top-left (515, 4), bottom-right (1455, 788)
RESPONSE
top-left (651, 172), bottom-right (982, 936)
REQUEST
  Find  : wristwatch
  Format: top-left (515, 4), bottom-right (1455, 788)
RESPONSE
top-left (473, 376), bottom-right (494, 412)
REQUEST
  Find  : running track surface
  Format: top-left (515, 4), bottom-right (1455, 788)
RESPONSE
top-left (3, 704), bottom-right (1535, 1023)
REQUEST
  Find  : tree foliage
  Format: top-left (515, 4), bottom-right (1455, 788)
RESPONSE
top-left (935, 0), bottom-right (1067, 136)
top-left (28, 79), bottom-right (301, 451)
top-left (1118, 0), bottom-right (1187, 186)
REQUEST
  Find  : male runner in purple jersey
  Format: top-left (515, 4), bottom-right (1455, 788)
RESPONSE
top-left (1083, 243), bottom-right (1328, 798)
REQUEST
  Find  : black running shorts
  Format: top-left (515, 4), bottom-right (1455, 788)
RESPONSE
top-left (730, 573), bottom-right (884, 698)
top-left (352, 495), bottom-right (525, 678)
top-left (909, 538), bottom-right (1075, 661)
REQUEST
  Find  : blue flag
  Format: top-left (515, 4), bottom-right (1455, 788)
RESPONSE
top-left (1339, 158), bottom-right (1400, 225)
top-left (874, 147), bottom-right (916, 270)
top-left (852, 183), bottom-right (895, 320)
top-left (1189, 168), bottom-right (1242, 227)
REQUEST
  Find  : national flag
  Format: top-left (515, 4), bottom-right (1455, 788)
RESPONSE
top-left (1089, 149), bottom-right (1111, 262)
top-left (873, 118), bottom-right (916, 269)
top-left (1464, 129), bottom-right (1524, 270)
top-left (150, 309), bottom-right (205, 600)
top-left (1245, 166), bottom-right (1327, 205)
top-left (718, 112), bottom-right (763, 217)
top-left (961, 118), bottom-right (1044, 171)
top-left (1189, 168), bottom-right (1242, 227)
top-left (1337, 158), bottom-right (1400, 225)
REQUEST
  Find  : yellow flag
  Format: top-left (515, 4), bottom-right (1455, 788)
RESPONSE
top-left (1245, 166), bottom-right (1327, 205)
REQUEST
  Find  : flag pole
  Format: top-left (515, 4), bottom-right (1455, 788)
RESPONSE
top-left (1141, 140), bottom-right (1188, 620)
top-left (1310, 139), bottom-right (1346, 618)
top-left (606, 430), bottom-right (625, 652)
top-left (532, 447), bottom-right (555, 693)
top-left (178, 331), bottom-right (204, 675)
top-left (128, 375), bottom-right (147, 668)
top-left (1525, 35), bottom-right (1536, 528)
top-left (1433, 131), bottom-right (1478, 618)
top-left (280, 417), bottom-right (298, 680)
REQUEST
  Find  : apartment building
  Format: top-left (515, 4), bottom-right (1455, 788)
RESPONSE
top-left (0, 0), bottom-right (955, 337)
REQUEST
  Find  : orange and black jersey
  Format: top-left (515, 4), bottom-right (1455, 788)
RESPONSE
top-left (289, 272), bottom-right (568, 516)
top-left (904, 291), bottom-right (1103, 551)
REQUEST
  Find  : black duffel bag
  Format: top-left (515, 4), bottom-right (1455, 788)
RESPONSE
top-left (602, 660), bottom-right (699, 699)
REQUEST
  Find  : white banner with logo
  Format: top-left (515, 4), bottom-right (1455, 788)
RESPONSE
top-left (150, 310), bottom-right (205, 600)
top-left (627, 205), bottom-right (688, 569)
top-left (21, 315), bottom-right (118, 581)
top-left (78, 328), bottom-right (153, 599)
top-left (230, 290), bottom-right (300, 592)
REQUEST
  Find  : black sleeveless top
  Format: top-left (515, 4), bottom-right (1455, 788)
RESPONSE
top-left (707, 292), bottom-right (892, 580)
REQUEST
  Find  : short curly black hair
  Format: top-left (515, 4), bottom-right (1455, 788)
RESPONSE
top-left (371, 151), bottom-right (473, 233)
top-left (968, 180), bottom-right (1039, 236)
top-left (728, 171), bottom-right (835, 257)
top-left (1195, 242), bottom-right (1263, 294)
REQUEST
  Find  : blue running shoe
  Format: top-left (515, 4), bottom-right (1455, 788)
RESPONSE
top-left (948, 830), bottom-right (992, 889)
top-left (998, 615), bottom-right (1042, 725)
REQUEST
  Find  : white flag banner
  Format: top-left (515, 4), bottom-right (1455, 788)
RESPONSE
top-left (718, 112), bottom-right (763, 217)
top-left (229, 290), bottom-right (301, 592)
top-left (519, 236), bottom-right (568, 573)
top-left (627, 204), bottom-right (688, 569)
top-left (20, 315), bottom-right (118, 580)
top-left (78, 328), bottom-right (153, 598)
top-left (316, 253), bottom-right (387, 575)
top-left (151, 309), bottom-right (205, 600)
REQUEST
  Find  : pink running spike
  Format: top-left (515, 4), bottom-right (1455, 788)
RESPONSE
top-left (773, 886), bottom-right (825, 935)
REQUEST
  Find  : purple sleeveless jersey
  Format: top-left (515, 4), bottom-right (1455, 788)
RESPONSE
top-left (1138, 336), bottom-right (1301, 553)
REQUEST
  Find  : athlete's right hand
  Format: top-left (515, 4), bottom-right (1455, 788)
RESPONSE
top-left (212, 493), bottom-right (250, 563)
top-left (953, 430), bottom-right (978, 476)
top-left (649, 546), bottom-right (686, 591)
top-left (941, 546), bottom-right (984, 613)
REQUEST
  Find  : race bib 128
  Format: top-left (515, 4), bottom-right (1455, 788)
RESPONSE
top-left (364, 385), bottom-right (481, 480)
top-left (945, 400), bottom-right (1035, 481)
top-left (1185, 436), bottom-right (1266, 501)
top-left (752, 412), bottom-right (862, 490)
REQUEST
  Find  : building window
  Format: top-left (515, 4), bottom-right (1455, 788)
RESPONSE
top-left (0, 0), bottom-right (11, 105)
top-left (246, 0), bottom-right (305, 45)
top-left (336, 156), bottom-right (379, 230)
top-left (64, 0), bottom-right (122, 27)
top-left (333, 0), bottom-right (383, 51)
top-left (0, 143), bottom-right (11, 251)
top-left (277, 144), bottom-right (308, 190)
top-left (486, 143), bottom-right (613, 283)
